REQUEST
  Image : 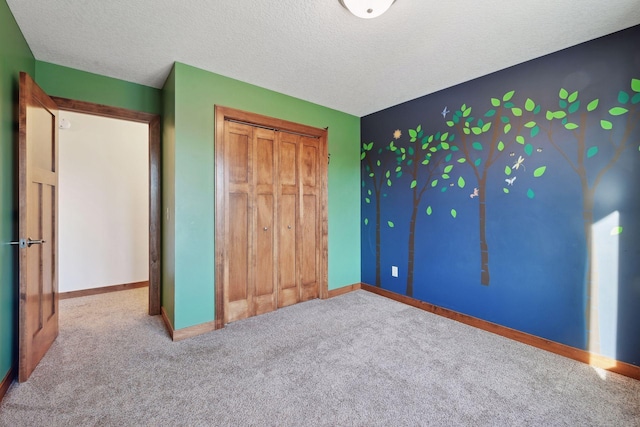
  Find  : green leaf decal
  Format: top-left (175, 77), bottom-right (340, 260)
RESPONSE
top-left (360, 152), bottom-right (366, 160)
top-left (559, 88), bottom-right (568, 99)
top-left (474, 158), bottom-right (482, 167)
top-left (609, 107), bottom-right (629, 116)
top-left (568, 91), bottom-right (578, 103)
top-left (524, 121), bottom-right (536, 128)
top-left (587, 146), bottom-right (598, 158)
top-left (442, 173), bottom-right (450, 179)
top-left (568, 101), bottom-right (580, 114)
top-left (632, 78), bottom-right (640, 92)
top-left (504, 124), bottom-right (512, 134)
top-left (618, 91), bottom-right (630, 104)
top-left (503, 90), bottom-right (515, 102)
top-left (516, 136), bottom-right (525, 145)
top-left (534, 105), bottom-right (541, 114)
top-left (365, 197), bottom-right (370, 204)
top-left (445, 153), bottom-right (452, 162)
top-left (446, 120), bottom-right (455, 127)
top-left (533, 166), bottom-right (547, 177)
top-left (505, 165), bottom-right (512, 176)
top-left (485, 109), bottom-right (496, 117)
top-left (545, 111), bottom-right (554, 121)
top-left (610, 226), bottom-right (623, 236)
top-left (410, 180), bottom-right (417, 189)
top-left (501, 116), bottom-right (510, 124)
top-left (527, 189), bottom-right (535, 199)
top-left (431, 179), bottom-right (438, 187)
top-left (472, 142), bottom-right (483, 151)
top-left (444, 165), bottom-right (454, 173)
top-left (450, 209), bottom-right (457, 219)
top-left (367, 189), bottom-right (372, 195)
top-left (511, 108), bottom-right (523, 117)
top-left (553, 111), bottom-right (567, 119)
top-left (497, 141), bottom-right (505, 151)
top-left (587, 99), bottom-right (599, 112)
top-left (565, 123), bottom-right (579, 130)
top-left (530, 126), bottom-right (540, 138)
top-left (503, 188), bottom-right (509, 194)
top-left (385, 170), bottom-right (390, 178)
top-left (482, 122), bottom-right (492, 132)
top-left (364, 218), bottom-right (368, 225)
top-left (408, 129), bottom-right (417, 138)
top-left (524, 144), bottom-right (533, 156)
top-left (457, 158), bottom-right (467, 163)
top-left (426, 206), bottom-right (432, 216)
top-left (491, 98), bottom-right (501, 107)
top-left (600, 120), bottom-right (613, 130)
top-left (441, 142), bottom-right (450, 150)
top-left (387, 221), bottom-right (394, 228)
top-left (472, 127), bottom-right (482, 135)
top-left (525, 98), bottom-right (535, 112)
top-left (458, 176), bottom-right (465, 188)
top-left (632, 93), bottom-right (640, 104)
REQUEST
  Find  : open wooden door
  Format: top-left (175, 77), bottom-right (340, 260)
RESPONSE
top-left (16, 72), bottom-right (59, 382)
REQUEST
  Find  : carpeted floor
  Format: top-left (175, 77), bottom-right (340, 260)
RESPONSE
top-left (0, 288), bottom-right (639, 426)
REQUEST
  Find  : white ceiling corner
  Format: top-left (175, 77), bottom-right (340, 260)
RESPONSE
top-left (6, 0), bottom-right (640, 117)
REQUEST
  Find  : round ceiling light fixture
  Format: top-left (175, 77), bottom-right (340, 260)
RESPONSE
top-left (339, 0), bottom-right (396, 19)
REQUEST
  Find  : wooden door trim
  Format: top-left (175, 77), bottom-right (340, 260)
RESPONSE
top-left (214, 106), bottom-right (329, 326)
top-left (51, 97), bottom-right (161, 316)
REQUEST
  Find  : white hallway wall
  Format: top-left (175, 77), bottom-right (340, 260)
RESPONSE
top-left (59, 111), bottom-right (148, 292)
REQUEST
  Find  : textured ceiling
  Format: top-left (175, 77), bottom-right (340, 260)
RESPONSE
top-left (7, 0), bottom-right (640, 116)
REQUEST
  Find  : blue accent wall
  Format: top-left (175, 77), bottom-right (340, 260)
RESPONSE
top-left (360, 25), bottom-right (640, 366)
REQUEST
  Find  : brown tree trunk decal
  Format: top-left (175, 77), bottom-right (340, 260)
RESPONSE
top-left (541, 83), bottom-right (639, 349)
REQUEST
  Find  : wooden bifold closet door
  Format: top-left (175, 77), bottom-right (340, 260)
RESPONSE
top-left (217, 108), bottom-right (327, 325)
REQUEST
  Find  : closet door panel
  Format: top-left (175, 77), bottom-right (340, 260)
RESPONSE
top-left (279, 139), bottom-right (297, 186)
top-left (301, 144), bottom-right (317, 187)
top-left (227, 128), bottom-right (250, 185)
top-left (226, 192), bottom-right (251, 322)
top-left (278, 193), bottom-right (298, 307)
top-left (255, 194), bottom-right (276, 314)
top-left (301, 194), bottom-right (318, 301)
top-left (255, 133), bottom-right (275, 187)
top-left (300, 137), bottom-right (320, 301)
top-left (253, 130), bottom-right (277, 314)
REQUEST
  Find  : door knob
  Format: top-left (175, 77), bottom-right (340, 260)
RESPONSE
top-left (263, 227), bottom-right (268, 231)
top-left (287, 225), bottom-right (292, 229)
top-left (9, 238), bottom-right (45, 248)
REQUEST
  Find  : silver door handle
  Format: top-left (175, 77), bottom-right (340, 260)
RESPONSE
top-left (27, 238), bottom-right (46, 247)
top-left (9, 238), bottom-right (44, 248)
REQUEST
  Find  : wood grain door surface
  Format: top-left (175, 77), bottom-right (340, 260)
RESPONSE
top-left (221, 115), bottom-right (324, 324)
top-left (18, 72), bottom-right (59, 382)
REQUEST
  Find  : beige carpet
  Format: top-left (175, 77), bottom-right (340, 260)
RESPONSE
top-left (0, 287), bottom-right (639, 426)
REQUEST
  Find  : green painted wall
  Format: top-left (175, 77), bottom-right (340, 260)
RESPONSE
top-left (35, 61), bottom-right (161, 115)
top-left (0, 0), bottom-right (35, 384)
top-left (169, 62), bottom-right (361, 329)
top-left (162, 65), bottom-right (176, 326)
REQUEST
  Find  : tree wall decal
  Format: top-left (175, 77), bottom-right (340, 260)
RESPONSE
top-left (391, 125), bottom-right (455, 296)
top-left (361, 141), bottom-right (393, 287)
top-left (537, 78), bottom-right (640, 350)
top-left (446, 92), bottom-right (535, 285)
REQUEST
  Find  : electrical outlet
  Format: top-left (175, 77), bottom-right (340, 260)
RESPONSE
top-left (392, 266), bottom-right (398, 277)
